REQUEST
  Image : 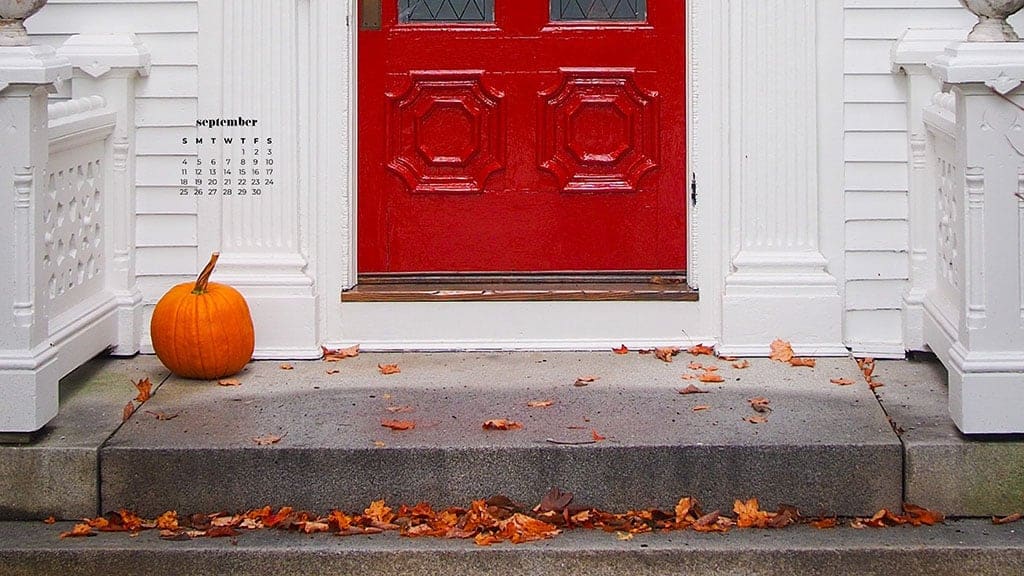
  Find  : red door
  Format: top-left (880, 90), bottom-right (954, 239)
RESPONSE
top-left (358, 0), bottom-right (685, 274)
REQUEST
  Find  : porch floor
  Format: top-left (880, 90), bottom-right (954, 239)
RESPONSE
top-left (2, 351), bottom-right (1024, 574)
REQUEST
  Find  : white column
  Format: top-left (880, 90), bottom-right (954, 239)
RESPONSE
top-left (718, 0), bottom-right (845, 356)
top-left (0, 45), bottom-right (71, 432)
top-left (198, 0), bottom-right (319, 358)
top-left (58, 34), bottom-right (150, 356)
top-left (892, 29), bottom-right (969, 352)
top-left (927, 43), bottom-right (1024, 433)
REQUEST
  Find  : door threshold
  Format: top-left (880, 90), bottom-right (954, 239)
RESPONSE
top-left (341, 273), bottom-right (698, 303)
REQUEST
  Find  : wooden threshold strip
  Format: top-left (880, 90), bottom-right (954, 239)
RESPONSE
top-left (341, 273), bottom-right (699, 303)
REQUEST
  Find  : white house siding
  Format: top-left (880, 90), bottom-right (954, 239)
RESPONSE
top-left (843, 0), bottom-right (986, 357)
top-left (27, 0), bottom-right (199, 345)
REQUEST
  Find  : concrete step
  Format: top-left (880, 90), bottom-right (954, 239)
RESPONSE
top-left (98, 354), bottom-right (899, 517)
top-left (2, 519), bottom-right (1022, 576)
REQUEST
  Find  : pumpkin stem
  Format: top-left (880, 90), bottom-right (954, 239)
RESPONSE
top-left (193, 252), bottom-right (220, 294)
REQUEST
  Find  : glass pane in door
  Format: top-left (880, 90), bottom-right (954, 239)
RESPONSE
top-left (550, 0), bottom-right (646, 21)
top-left (399, 0), bottom-right (495, 23)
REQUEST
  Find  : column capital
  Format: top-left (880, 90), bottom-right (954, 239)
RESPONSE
top-left (0, 44), bottom-right (70, 93)
top-left (57, 33), bottom-right (151, 79)
top-left (931, 42), bottom-right (1024, 93)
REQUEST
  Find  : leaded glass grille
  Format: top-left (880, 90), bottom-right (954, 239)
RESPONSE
top-left (399, 0), bottom-right (494, 23)
top-left (551, 0), bottom-right (646, 21)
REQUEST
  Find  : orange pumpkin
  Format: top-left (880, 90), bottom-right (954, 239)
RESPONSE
top-left (150, 252), bottom-right (255, 379)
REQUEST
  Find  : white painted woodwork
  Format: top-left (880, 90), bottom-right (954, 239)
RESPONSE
top-left (718, 0), bottom-right (846, 357)
top-left (924, 42), bottom-right (1024, 433)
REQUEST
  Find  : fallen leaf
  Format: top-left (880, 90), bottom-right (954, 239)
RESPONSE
top-left (687, 344), bottom-right (715, 356)
top-left (591, 430), bottom-right (606, 442)
top-left (326, 369), bottom-right (340, 375)
top-left (206, 526), bottom-right (238, 538)
top-left (155, 511), bottom-right (179, 531)
top-left (869, 381), bottom-right (885, 391)
top-left (381, 420), bottom-right (415, 431)
top-left (527, 400), bottom-right (556, 408)
top-left (378, 363), bottom-right (401, 375)
top-left (698, 372), bottom-right (725, 383)
top-left (903, 503), bottom-right (944, 526)
top-left (679, 384), bottom-right (707, 395)
top-left (748, 397), bottom-right (772, 413)
top-left (655, 347), bottom-right (681, 363)
top-left (43, 516), bottom-right (56, 524)
top-left (252, 434), bottom-right (284, 446)
top-left (616, 531), bottom-right (634, 540)
top-left (789, 357), bottom-right (816, 368)
top-left (144, 410), bottom-right (179, 421)
top-left (483, 419), bottom-right (523, 431)
top-left (280, 363), bottom-right (294, 370)
top-left (811, 517), bottom-right (838, 529)
top-left (301, 520), bottom-right (331, 534)
top-left (218, 378), bottom-right (242, 387)
top-left (769, 339), bottom-right (794, 363)
top-left (574, 376), bottom-right (599, 387)
top-left (732, 360), bottom-right (750, 369)
top-left (373, 440), bottom-right (387, 448)
top-left (734, 498), bottom-right (771, 529)
top-left (385, 405), bottom-right (415, 413)
top-left (993, 512), bottom-right (1023, 525)
top-left (744, 415), bottom-right (768, 424)
top-left (612, 345), bottom-right (629, 355)
top-left (536, 487), bottom-right (574, 513)
top-left (692, 405), bottom-right (711, 412)
top-left (322, 344), bottom-right (360, 361)
top-left (59, 523), bottom-right (95, 538)
top-left (688, 361), bottom-right (704, 370)
top-left (830, 377), bottom-right (855, 386)
top-left (122, 401), bottom-right (135, 422)
top-left (681, 373), bottom-right (698, 380)
top-left (133, 378), bottom-right (153, 403)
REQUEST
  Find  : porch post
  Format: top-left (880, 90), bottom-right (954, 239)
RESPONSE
top-left (57, 34), bottom-right (151, 356)
top-left (718, 0), bottom-right (845, 356)
top-left (0, 44), bottom-right (71, 432)
top-left (927, 42), bottom-right (1024, 433)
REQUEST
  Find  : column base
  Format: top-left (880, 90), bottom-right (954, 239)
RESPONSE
top-left (0, 349), bottom-right (60, 433)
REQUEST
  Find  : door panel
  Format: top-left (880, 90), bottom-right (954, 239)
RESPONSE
top-left (358, 0), bottom-right (685, 273)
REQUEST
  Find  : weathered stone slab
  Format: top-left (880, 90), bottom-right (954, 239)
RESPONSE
top-left (0, 355), bottom-right (168, 520)
top-left (101, 353), bottom-right (900, 517)
top-left (873, 357), bottom-right (1024, 516)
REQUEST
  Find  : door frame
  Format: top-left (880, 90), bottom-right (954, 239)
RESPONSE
top-left (310, 0), bottom-right (844, 353)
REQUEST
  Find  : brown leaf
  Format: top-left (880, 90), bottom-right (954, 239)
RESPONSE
top-left (692, 405), bottom-right (711, 412)
top-left (252, 434), bottom-right (285, 445)
top-left (373, 440), bottom-right (386, 448)
top-left (616, 531), bottom-right (634, 540)
top-left (122, 401), bottom-right (135, 422)
top-left (903, 503), bottom-right (944, 526)
top-left (133, 378), bottom-right (153, 403)
top-left (536, 487), bottom-right (574, 513)
top-left (811, 517), bottom-right (838, 529)
top-left (655, 347), bottom-right (681, 362)
top-left (732, 359), bottom-right (751, 369)
top-left (322, 344), bottom-right (360, 361)
top-left (574, 376), bottom-right (599, 387)
top-left (688, 361), bottom-right (704, 370)
top-left (788, 357), bottom-right (816, 368)
top-left (59, 523), bottom-right (96, 538)
top-left (698, 372), bottom-right (725, 383)
top-left (206, 526), bottom-right (238, 538)
top-left (748, 397), bottom-right (772, 413)
top-left (381, 420), bottom-right (415, 431)
top-left (734, 498), bottom-right (771, 529)
top-left (869, 381), bottom-right (885, 390)
top-left (769, 339), bottom-right (794, 362)
top-left (612, 345), bottom-right (629, 355)
top-left (591, 430), bottom-right (606, 442)
top-left (483, 419), bottom-right (523, 431)
top-left (527, 400), bottom-right (555, 408)
top-left (687, 344), bottom-right (715, 356)
top-left (744, 415), bottom-right (768, 424)
top-left (145, 410), bottom-right (179, 421)
top-left (326, 369), bottom-right (340, 375)
top-left (830, 377), bottom-right (855, 386)
top-left (681, 373), bottom-right (698, 380)
top-left (301, 520), bottom-right (331, 534)
top-left (43, 516), bottom-right (56, 525)
top-left (218, 378), bottom-right (242, 387)
top-left (679, 384), bottom-right (707, 395)
top-left (378, 363), bottom-right (401, 375)
top-left (385, 405), bottom-right (415, 413)
top-left (279, 363), bottom-right (294, 370)
top-left (993, 512), bottom-right (1023, 525)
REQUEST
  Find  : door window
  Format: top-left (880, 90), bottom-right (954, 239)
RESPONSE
top-left (398, 0), bottom-right (495, 23)
top-left (550, 0), bottom-right (646, 21)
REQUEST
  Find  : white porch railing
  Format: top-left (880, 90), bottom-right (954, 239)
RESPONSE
top-left (0, 34), bottom-right (148, 433)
